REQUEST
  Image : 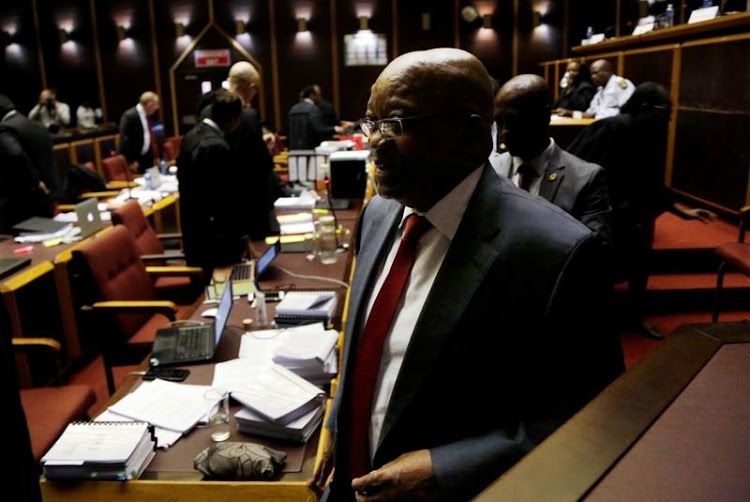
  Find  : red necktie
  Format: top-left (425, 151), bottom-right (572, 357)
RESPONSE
top-left (347, 213), bottom-right (432, 479)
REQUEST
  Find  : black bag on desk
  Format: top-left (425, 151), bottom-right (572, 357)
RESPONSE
top-left (60, 163), bottom-right (107, 203)
top-left (194, 442), bottom-right (286, 480)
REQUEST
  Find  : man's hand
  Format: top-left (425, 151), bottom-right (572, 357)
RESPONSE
top-left (340, 120), bottom-right (355, 134)
top-left (308, 429), bottom-right (335, 495)
top-left (673, 202), bottom-right (717, 224)
top-left (38, 181), bottom-right (50, 195)
top-left (351, 449), bottom-right (438, 501)
top-left (553, 108), bottom-right (571, 117)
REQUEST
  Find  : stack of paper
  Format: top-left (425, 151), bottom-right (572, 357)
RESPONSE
top-left (231, 364), bottom-right (325, 425)
top-left (274, 190), bottom-right (316, 210)
top-left (278, 212), bottom-right (315, 235)
top-left (106, 379), bottom-right (223, 435)
top-left (41, 421), bottom-right (155, 480)
top-left (272, 323), bottom-right (339, 384)
top-left (235, 402), bottom-right (325, 442)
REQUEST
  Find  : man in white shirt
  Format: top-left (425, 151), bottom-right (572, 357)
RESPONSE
top-left (312, 48), bottom-right (623, 501)
top-left (28, 89), bottom-right (70, 131)
top-left (118, 91), bottom-right (160, 172)
top-left (584, 59), bottom-right (635, 120)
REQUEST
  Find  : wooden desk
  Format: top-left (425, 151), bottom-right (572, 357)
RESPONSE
top-left (475, 322), bottom-right (750, 501)
top-left (549, 116), bottom-right (594, 150)
top-left (41, 207), bottom-right (361, 501)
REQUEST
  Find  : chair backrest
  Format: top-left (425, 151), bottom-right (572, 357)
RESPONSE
top-left (111, 200), bottom-right (165, 256)
top-left (75, 225), bottom-right (158, 336)
top-left (71, 139), bottom-right (96, 166)
top-left (101, 154), bottom-right (130, 182)
top-left (94, 134), bottom-right (118, 173)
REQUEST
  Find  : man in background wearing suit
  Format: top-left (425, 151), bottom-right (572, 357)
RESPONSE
top-left (177, 91), bottom-right (244, 278)
top-left (199, 61), bottom-right (281, 240)
top-left (0, 94), bottom-right (60, 204)
top-left (311, 48), bottom-right (623, 501)
top-left (118, 91), bottom-right (160, 172)
top-left (491, 74), bottom-right (612, 248)
top-left (288, 85), bottom-right (352, 149)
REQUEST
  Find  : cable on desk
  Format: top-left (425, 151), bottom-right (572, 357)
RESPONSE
top-left (273, 264), bottom-right (350, 289)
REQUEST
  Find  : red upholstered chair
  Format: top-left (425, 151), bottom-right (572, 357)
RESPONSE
top-left (101, 154), bottom-right (131, 183)
top-left (74, 226), bottom-right (200, 394)
top-left (111, 200), bottom-right (198, 300)
top-left (13, 337), bottom-right (96, 462)
top-left (163, 135), bottom-right (183, 163)
top-left (713, 206), bottom-right (750, 321)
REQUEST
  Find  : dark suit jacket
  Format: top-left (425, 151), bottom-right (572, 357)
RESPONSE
top-left (0, 125), bottom-right (52, 232)
top-left (492, 144), bottom-right (613, 249)
top-left (288, 100), bottom-right (336, 149)
top-left (176, 122), bottom-right (245, 276)
top-left (553, 80), bottom-right (596, 111)
top-left (317, 98), bottom-right (338, 129)
top-left (199, 104), bottom-right (280, 239)
top-left (3, 112), bottom-right (60, 201)
top-left (118, 106), bottom-right (152, 171)
top-left (328, 165), bottom-right (624, 500)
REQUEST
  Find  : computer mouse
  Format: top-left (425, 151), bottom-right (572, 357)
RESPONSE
top-left (202, 308), bottom-right (218, 318)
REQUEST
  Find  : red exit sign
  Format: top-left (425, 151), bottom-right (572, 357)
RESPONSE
top-left (194, 49), bottom-right (231, 68)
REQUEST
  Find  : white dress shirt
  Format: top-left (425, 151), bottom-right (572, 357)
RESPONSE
top-left (497, 138), bottom-right (555, 196)
top-left (366, 166), bottom-right (484, 458)
top-left (136, 103), bottom-right (151, 155)
top-left (587, 74), bottom-right (635, 120)
top-left (28, 101), bottom-right (70, 128)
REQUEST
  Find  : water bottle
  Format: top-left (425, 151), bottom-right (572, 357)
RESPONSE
top-left (702, 0), bottom-right (713, 7)
top-left (144, 170), bottom-right (152, 190)
top-left (317, 215), bottom-right (338, 265)
top-left (255, 291), bottom-right (269, 328)
top-left (586, 26), bottom-right (594, 39)
top-left (159, 158), bottom-right (167, 175)
top-left (665, 4), bottom-right (675, 27)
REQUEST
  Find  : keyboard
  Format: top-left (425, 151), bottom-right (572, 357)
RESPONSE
top-left (177, 326), bottom-right (212, 357)
top-left (231, 263), bottom-right (252, 281)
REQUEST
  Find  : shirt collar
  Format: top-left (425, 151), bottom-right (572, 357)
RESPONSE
top-left (136, 103), bottom-right (147, 120)
top-left (304, 98), bottom-right (315, 105)
top-left (511, 138), bottom-right (555, 178)
top-left (1, 110), bottom-right (16, 122)
top-left (201, 117), bottom-right (223, 136)
top-left (400, 165), bottom-right (484, 242)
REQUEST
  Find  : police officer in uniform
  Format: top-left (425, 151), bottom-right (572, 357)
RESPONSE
top-left (584, 59), bottom-right (634, 120)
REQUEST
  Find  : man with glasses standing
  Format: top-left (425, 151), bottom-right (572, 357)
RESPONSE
top-left (311, 48), bottom-right (623, 501)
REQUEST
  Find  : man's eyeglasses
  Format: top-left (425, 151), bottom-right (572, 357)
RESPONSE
top-left (360, 112), bottom-right (480, 139)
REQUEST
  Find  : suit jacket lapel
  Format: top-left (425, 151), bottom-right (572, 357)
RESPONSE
top-left (339, 199), bottom-right (403, 387)
top-left (539, 144), bottom-right (565, 203)
top-left (376, 165), bottom-right (503, 452)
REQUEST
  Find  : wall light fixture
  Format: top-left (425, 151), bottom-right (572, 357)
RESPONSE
top-left (116, 25), bottom-right (128, 41)
top-left (297, 18), bottom-right (308, 32)
top-left (481, 14), bottom-right (492, 29)
top-left (235, 20), bottom-right (246, 35)
top-left (359, 16), bottom-right (369, 31)
top-left (59, 28), bottom-right (70, 44)
top-left (175, 22), bottom-right (185, 37)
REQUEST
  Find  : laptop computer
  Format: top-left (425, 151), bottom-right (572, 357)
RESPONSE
top-left (74, 199), bottom-right (104, 238)
top-left (149, 280), bottom-right (234, 367)
top-left (230, 239), bottom-right (281, 296)
top-left (0, 257), bottom-right (31, 280)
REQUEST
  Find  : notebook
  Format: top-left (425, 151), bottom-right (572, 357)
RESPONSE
top-left (274, 290), bottom-right (337, 326)
top-left (0, 257), bottom-right (31, 280)
top-left (150, 279), bottom-right (233, 367)
top-left (41, 421), bottom-right (155, 481)
top-left (75, 198), bottom-right (105, 238)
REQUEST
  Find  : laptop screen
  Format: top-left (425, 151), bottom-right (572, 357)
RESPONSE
top-left (215, 280), bottom-right (233, 344)
top-left (256, 240), bottom-right (281, 278)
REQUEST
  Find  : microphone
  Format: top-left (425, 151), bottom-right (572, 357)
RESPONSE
top-left (323, 177), bottom-right (347, 252)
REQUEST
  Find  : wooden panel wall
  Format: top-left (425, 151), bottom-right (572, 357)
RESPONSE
top-left (0, 0), bottom-right (567, 136)
top-left (540, 22), bottom-right (750, 214)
